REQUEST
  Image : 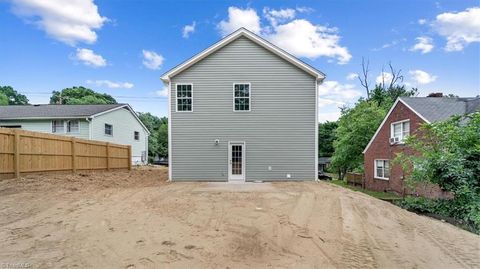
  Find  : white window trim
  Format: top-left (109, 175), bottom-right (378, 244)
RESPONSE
top-left (104, 123), bottom-right (113, 136)
top-left (66, 120), bottom-right (80, 134)
top-left (134, 131), bottom-right (140, 141)
top-left (232, 82), bottom-right (251, 112)
top-left (390, 119), bottom-right (410, 144)
top-left (175, 83), bottom-right (193, 112)
top-left (374, 159), bottom-right (390, 180)
top-left (51, 119), bottom-right (80, 134)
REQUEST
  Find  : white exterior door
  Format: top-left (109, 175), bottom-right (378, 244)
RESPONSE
top-left (228, 142), bottom-right (245, 182)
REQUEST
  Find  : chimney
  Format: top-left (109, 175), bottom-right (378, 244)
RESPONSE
top-left (427, 92), bottom-right (443, 97)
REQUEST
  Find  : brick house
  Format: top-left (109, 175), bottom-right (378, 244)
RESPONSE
top-left (363, 96), bottom-right (480, 198)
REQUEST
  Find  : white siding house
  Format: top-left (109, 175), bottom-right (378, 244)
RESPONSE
top-left (161, 28), bottom-right (325, 181)
top-left (0, 104), bottom-right (150, 165)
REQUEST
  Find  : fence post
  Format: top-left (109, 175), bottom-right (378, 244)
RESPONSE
top-left (127, 145), bottom-right (132, 170)
top-left (106, 142), bottom-right (110, 171)
top-left (71, 137), bottom-right (77, 173)
top-left (14, 130), bottom-right (20, 178)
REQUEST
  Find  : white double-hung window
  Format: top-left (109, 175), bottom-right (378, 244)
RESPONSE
top-left (375, 160), bottom-right (390, 180)
top-left (391, 120), bottom-right (410, 143)
top-left (52, 120), bottom-right (79, 133)
top-left (176, 84), bottom-right (192, 112)
top-left (233, 83), bottom-right (250, 111)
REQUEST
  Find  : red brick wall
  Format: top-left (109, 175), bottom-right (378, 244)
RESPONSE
top-left (363, 101), bottom-right (450, 199)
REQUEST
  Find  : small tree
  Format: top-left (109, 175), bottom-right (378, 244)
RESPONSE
top-left (395, 113), bottom-right (480, 230)
top-left (318, 121), bottom-right (338, 157)
top-left (331, 100), bottom-right (387, 179)
top-left (0, 86), bottom-right (29, 105)
top-left (50, 86), bottom-right (117, 105)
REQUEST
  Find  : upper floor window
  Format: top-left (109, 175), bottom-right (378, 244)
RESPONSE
top-left (234, 83), bottom-right (250, 111)
top-left (375, 160), bottom-right (390, 180)
top-left (390, 120), bottom-right (409, 143)
top-left (105, 123), bottom-right (113, 136)
top-left (134, 131), bottom-right (140, 141)
top-left (177, 84), bottom-right (192, 111)
top-left (52, 120), bottom-right (64, 133)
top-left (66, 120), bottom-right (79, 133)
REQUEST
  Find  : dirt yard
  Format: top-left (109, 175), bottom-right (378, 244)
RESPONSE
top-left (0, 167), bottom-right (478, 269)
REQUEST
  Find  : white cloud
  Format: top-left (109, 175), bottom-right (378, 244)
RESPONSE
top-left (75, 48), bottom-right (106, 67)
top-left (409, 70), bottom-right (437, 84)
top-left (218, 7), bottom-right (261, 36)
top-left (87, 80), bottom-right (133, 89)
top-left (263, 7), bottom-right (296, 26)
top-left (295, 6), bottom-right (314, 13)
top-left (317, 80), bottom-right (361, 111)
top-left (346, 73), bottom-right (358, 80)
top-left (182, 21), bottom-right (196, 38)
top-left (155, 87), bottom-right (169, 97)
top-left (433, 7), bottom-right (480, 51)
top-left (142, 50), bottom-right (164, 70)
top-left (375, 72), bottom-right (394, 85)
top-left (318, 111), bottom-right (341, 123)
top-left (410, 36), bottom-right (434, 54)
top-left (11, 0), bottom-right (107, 45)
top-left (267, 19), bottom-right (351, 64)
top-left (418, 18), bottom-right (427, 25)
top-left (217, 6), bottom-right (351, 64)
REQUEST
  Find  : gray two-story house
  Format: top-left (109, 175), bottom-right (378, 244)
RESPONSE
top-left (161, 28), bottom-right (325, 182)
top-left (0, 104), bottom-right (150, 165)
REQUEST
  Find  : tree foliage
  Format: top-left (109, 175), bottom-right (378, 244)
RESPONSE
top-left (137, 112), bottom-right (168, 161)
top-left (50, 86), bottom-right (117, 105)
top-left (0, 86), bottom-right (29, 105)
top-left (0, 92), bottom-right (8, 105)
top-left (395, 113), bottom-right (480, 232)
top-left (331, 100), bottom-right (387, 178)
top-left (318, 121), bottom-right (338, 157)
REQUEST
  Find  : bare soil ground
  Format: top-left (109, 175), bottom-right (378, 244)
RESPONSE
top-left (0, 167), bottom-right (478, 269)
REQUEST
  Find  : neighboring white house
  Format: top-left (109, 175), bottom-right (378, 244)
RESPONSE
top-left (161, 28), bottom-right (325, 182)
top-left (0, 104), bottom-right (150, 165)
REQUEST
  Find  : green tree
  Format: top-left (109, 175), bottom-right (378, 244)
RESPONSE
top-left (369, 85), bottom-right (418, 108)
top-left (50, 86), bottom-right (117, 105)
top-left (137, 112), bottom-right (168, 162)
top-left (0, 86), bottom-right (29, 105)
top-left (395, 113), bottom-right (480, 232)
top-left (0, 92), bottom-right (9, 105)
top-left (331, 100), bottom-right (387, 179)
top-left (318, 121), bottom-right (338, 157)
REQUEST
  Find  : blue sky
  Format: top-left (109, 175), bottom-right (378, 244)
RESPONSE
top-left (0, 0), bottom-right (479, 122)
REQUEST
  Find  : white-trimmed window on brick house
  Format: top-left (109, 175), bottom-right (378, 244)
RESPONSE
top-left (233, 83), bottom-right (250, 111)
top-left (176, 84), bottom-right (192, 112)
top-left (390, 120), bottom-right (410, 144)
top-left (375, 159), bottom-right (390, 180)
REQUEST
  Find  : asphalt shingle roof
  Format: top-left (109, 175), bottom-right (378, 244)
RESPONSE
top-left (0, 104), bottom-right (126, 119)
top-left (399, 97), bottom-right (480, 123)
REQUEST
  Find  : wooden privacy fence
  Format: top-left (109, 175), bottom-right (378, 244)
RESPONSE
top-left (0, 128), bottom-right (131, 179)
top-left (346, 172), bottom-right (364, 188)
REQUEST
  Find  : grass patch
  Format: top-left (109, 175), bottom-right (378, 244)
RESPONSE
top-left (328, 179), bottom-right (401, 200)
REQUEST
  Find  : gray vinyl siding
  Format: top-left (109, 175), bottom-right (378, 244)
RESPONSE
top-left (0, 119), bottom-right (90, 139)
top-left (90, 108), bottom-right (148, 164)
top-left (170, 36), bottom-right (316, 181)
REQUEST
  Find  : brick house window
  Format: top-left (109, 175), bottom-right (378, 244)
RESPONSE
top-left (375, 160), bottom-right (390, 180)
top-left (390, 120), bottom-right (410, 143)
